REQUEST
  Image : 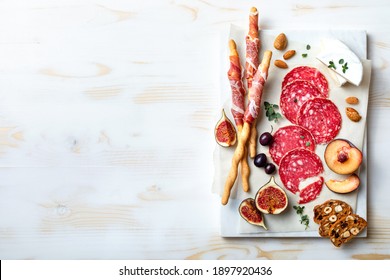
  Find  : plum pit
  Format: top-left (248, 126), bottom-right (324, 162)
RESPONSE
top-left (337, 151), bottom-right (349, 163)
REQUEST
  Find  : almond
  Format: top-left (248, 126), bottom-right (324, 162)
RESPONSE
top-left (274, 59), bottom-right (288, 69)
top-left (346, 107), bottom-right (362, 122)
top-left (346, 96), bottom-right (359, 104)
top-left (274, 33), bottom-right (287, 50)
top-left (283, 50), bottom-right (296, 60)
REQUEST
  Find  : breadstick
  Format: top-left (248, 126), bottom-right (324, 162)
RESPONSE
top-left (222, 122), bottom-right (251, 205)
top-left (222, 51), bottom-right (272, 205)
top-left (245, 7), bottom-right (261, 158)
top-left (249, 122), bottom-right (258, 158)
top-left (227, 40), bottom-right (250, 192)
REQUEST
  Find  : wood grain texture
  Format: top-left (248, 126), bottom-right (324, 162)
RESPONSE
top-left (0, 0), bottom-right (389, 259)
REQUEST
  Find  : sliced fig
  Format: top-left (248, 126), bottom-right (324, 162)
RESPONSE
top-left (255, 176), bottom-right (288, 214)
top-left (239, 198), bottom-right (267, 230)
top-left (214, 109), bottom-right (237, 147)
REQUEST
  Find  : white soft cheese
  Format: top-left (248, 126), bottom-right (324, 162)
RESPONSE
top-left (317, 38), bottom-right (363, 86)
top-left (327, 67), bottom-right (348, 87)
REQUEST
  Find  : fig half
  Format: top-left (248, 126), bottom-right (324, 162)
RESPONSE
top-left (239, 198), bottom-right (267, 229)
top-left (214, 109), bottom-right (237, 147)
top-left (255, 176), bottom-right (288, 214)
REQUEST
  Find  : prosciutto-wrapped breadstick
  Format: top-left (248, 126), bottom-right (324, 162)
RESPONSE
top-left (243, 53), bottom-right (271, 124)
top-left (222, 50), bottom-right (272, 205)
top-left (246, 7), bottom-right (261, 158)
top-left (228, 39), bottom-right (250, 192)
top-left (245, 7), bottom-right (260, 89)
top-left (228, 40), bottom-right (246, 126)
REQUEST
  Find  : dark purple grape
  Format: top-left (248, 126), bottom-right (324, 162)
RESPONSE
top-left (254, 153), bottom-right (267, 168)
top-left (265, 163), bottom-right (276, 174)
top-left (259, 132), bottom-right (273, 146)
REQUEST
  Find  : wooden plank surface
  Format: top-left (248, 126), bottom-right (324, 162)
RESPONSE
top-left (0, 0), bottom-right (389, 259)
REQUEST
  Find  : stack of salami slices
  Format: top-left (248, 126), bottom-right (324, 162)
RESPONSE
top-left (270, 66), bottom-right (342, 204)
top-left (279, 66), bottom-right (341, 144)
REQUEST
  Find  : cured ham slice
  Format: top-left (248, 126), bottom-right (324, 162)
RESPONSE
top-left (297, 98), bottom-right (342, 144)
top-left (243, 54), bottom-right (269, 124)
top-left (228, 40), bottom-right (246, 127)
top-left (245, 7), bottom-right (260, 89)
top-left (269, 125), bottom-right (316, 165)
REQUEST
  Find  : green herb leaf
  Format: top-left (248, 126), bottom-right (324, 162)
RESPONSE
top-left (294, 205), bottom-right (309, 230)
top-left (339, 59), bottom-right (344, 64)
top-left (300, 215), bottom-right (310, 229)
top-left (293, 205), bottom-right (305, 215)
top-left (264, 102), bottom-right (283, 123)
top-left (300, 135), bottom-right (305, 139)
top-left (342, 62), bottom-right (349, 73)
top-left (306, 44), bottom-right (311, 50)
top-left (302, 53), bottom-right (308, 58)
top-left (328, 60), bottom-right (336, 69)
top-left (305, 141), bottom-right (311, 147)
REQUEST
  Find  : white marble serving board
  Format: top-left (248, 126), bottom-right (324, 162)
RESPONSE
top-left (214, 26), bottom-right (370, 237)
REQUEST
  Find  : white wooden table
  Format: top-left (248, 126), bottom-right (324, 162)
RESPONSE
top-left (0, 0), bottom-right (389, 259)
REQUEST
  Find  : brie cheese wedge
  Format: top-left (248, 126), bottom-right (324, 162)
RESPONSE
top-left (328, 68), bottom-right (348, 87)
top-left (317, 38), bottom-right (363, 86)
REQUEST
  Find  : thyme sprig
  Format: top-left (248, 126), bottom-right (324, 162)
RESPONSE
top-left (328, 60), bottom-right (336, 69)
top-left (328, 59), bottom-right (349, 73)
top-left (293, 205), bottom-right (310, 230)
top-left (264, 102), bottom-right (283, 123)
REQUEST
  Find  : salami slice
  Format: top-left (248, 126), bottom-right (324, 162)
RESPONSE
top-left (279, 148), bottom-right (324, 194)
top-left (281, 66), bottom-right (329, 96)
top-left (269, 125), bottom-right (316, 165)
top-left (280, 81), bottom-right (325, 124)
top-left (297, 98), bottom-right (342, 144)
top-left (298, 177), bottom-right (324, 204)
